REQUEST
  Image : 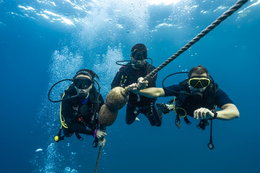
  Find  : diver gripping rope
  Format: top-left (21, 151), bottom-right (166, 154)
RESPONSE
top-left (143, 0), bottom-right (249, 81)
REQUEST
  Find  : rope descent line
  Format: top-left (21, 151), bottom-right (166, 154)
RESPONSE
top-left (143, 0), bottom-right (249, 81)
top-left (94, 146), bottom-right (103, 173)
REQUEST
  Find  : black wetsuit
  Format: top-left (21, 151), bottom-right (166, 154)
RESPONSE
top-left (163, 80), bottom-right (233, 129)
top-left (61, 85), bottom-right (104, 137)
top-left (111, 62), bottom-right (162, 126)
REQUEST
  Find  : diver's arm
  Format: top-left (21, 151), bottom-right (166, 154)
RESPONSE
top-left (216, 103), bottom-right (240, 120)
top-left (194, 103), bottom-right (240, 120)
top-left (111, 68), bottom-right (125, 89)
top-left (214, 89), bottom-right (240, 120)
top-left (111, 72), bottom-right (121, 88)
top-left (135, 87), bottom-right (165, 98)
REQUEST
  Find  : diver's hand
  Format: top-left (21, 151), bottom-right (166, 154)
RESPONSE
top-left (193, 108), bottom-right (214, 119)
top-left (127, 77), bottom-right (148, 93)
top-left (137, 77), bottom-right (148, 89)
top-left (96, 129), bottom-right (107, 139)
top-left (98, 138), bottom-right (106, 147)
top-left (128, 83), bottom-right (139, 93)
top-left (96, 129), bottom-right (107, 147)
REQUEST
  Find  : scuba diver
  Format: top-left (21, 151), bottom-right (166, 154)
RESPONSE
top-left (130, 65), bottom-right (240, 149)
top-left (48, 69), bottom-right (106, 147)
top-left (111, 43), bottom-right (162, 126)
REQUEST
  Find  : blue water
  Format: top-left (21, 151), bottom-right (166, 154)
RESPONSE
top-left (1, 0), bottom-right (260, 172)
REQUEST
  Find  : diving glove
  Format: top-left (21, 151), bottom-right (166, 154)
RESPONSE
top-left (137, 77), bottom-right (148, 90)
top-left (93, 130), bottom-right (107, 147)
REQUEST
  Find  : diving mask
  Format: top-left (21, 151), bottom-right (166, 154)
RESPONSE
top-left (188, 77), bottom-right (210, 88)
top-left (131, 49), bottom-right (147, 60)
top-left (74, 77), bottom-right (92, 89)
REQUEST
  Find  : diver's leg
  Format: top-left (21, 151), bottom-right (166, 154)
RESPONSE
top-left (153, 104), bottom-right (162, 126)
top-left (143, 103), bottom-right (162, 127)
top-left (126, 103), bottom-right (139, 125)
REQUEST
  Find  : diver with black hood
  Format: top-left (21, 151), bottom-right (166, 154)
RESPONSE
top-left (111, 43), bottom-right (162, 126)
top-left (48, 69), bottom-right (106, 147)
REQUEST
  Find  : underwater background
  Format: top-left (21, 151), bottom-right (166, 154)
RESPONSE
top-left (1, 0), bottom-right (260, 172)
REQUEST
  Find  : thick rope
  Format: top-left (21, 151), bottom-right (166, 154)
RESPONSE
top-left (94, 146), bottom-right (103, 173)
top-left (144, 0), bottom-right (249, 80)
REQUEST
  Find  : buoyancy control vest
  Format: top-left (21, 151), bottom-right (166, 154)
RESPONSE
top-left (62, 85), bottom-right (103, 127)
top-left (173, 78), bottom-right (218, 128)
